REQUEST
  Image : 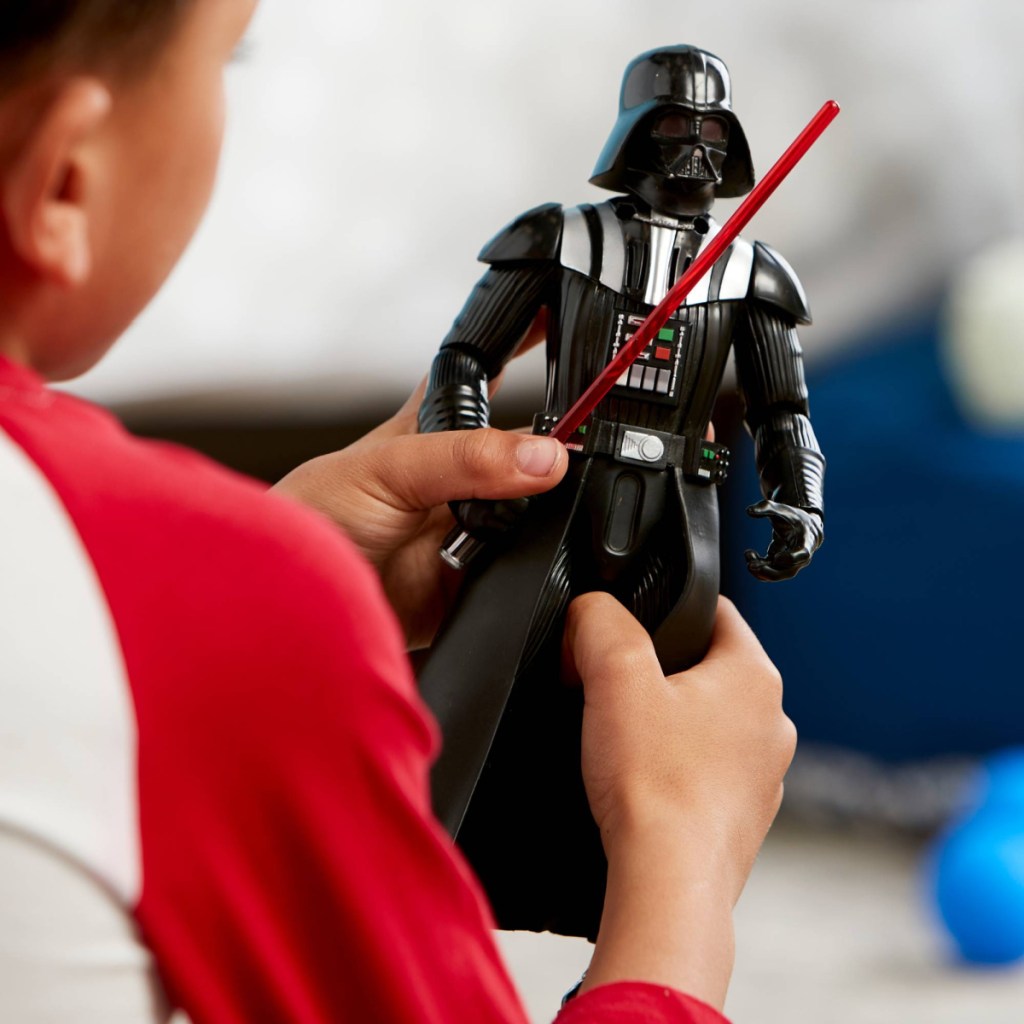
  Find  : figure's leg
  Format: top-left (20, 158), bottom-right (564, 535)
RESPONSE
top-left (629, 546), bottom-right (684, 632)
top-left (462, 464), bottom-right (694, 939)
top-left (579, 464), bottom-right (668, 591)
top-left (650, 475), bottom-right (720, 673)
top-left (574, 463), bottom-right (716, 672)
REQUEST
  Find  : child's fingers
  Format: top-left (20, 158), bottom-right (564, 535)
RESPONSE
top-left (701, 596), bottom-right (769, 662)
top-left (564, 592), bottom-right (664, 697)
top-left (355, 428), bottom-right (568, 512)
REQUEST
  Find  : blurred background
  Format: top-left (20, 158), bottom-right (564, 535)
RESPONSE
top-left (66, 0), bottom-right (1024, 1020)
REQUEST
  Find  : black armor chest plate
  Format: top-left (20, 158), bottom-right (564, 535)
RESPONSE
top-left (544, 201), bottom-right (752, 438)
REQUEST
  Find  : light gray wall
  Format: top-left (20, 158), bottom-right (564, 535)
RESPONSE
top-left (69, 0), bottom-right (1024, 415)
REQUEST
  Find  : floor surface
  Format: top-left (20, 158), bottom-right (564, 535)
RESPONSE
top-left (498, 821), bottom-right (1024, 1023)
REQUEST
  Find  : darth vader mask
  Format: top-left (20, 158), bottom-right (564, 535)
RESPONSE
top-left (630, 110), bottom-right (730, 187)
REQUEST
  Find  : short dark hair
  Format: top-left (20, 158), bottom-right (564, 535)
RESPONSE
top-left (0, 0), bottom-right (192, 90)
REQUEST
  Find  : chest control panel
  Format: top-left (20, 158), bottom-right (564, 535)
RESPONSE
top-left (609, 311), bottom-right (686, 404)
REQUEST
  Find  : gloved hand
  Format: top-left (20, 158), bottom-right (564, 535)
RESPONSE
top-left (744, 498), bottom-right (823, 582)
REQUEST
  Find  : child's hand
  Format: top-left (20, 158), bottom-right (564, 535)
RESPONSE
top-left (564, 593), bottom-right (795, 1007)
top-left (272, 381), bottom-right (567, 649)
top-left (566, 591), bottom-right (795, 903)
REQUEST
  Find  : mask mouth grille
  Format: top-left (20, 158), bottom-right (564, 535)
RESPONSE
top-left (682, 147), bottom-right (717, 181)
top-left (659, 144), bottom-right (721, 184)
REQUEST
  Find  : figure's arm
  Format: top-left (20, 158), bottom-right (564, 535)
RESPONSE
top-left (733, 242), bottom-right (825, 581)
top-left (417, 267), bottom-right (550, 432)
top-left (418, 203), bottom-right (562, 435)
top-left (417, 205), bottom-right (562, 555)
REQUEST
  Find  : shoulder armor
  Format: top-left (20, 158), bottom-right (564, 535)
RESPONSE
top-left (750, 241), bottom-right (812, 325)
top-left (478, 203), bottom-right (564, 264)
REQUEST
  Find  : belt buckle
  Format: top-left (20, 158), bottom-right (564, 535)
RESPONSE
top-left (617, 429), bottom-right (669, 467)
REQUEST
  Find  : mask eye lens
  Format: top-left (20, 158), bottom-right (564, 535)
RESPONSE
top-left (652, 113), bottom-right (691, 139)
top-left (700, 117), bottom-right (727, 143)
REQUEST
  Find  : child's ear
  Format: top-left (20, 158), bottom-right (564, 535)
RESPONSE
top-left (1, 78), bottom-right (111, 288)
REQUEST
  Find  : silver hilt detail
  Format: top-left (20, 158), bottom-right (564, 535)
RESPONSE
top-left (439, 526), bottom-right (487, 571)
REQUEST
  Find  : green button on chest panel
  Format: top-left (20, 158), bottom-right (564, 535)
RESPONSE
top-left (609, 311), bottom-right (686, 402)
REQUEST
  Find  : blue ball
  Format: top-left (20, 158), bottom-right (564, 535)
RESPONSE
top-left (981, 749), bottom-right (1024, 811)
top-left (931, 764), bottom-right (1024, 965)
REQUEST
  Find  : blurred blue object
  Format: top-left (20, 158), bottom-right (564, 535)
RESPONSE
top-left (982, 749), bottom-right (1024, 811)
top-left (723, 306), bottom-right (1024, 760)
top-left (927, 748), bottom-right (1024, 965)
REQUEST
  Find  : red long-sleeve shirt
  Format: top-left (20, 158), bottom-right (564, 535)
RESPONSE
top-left (0, 354), bottom-right (728, 1024)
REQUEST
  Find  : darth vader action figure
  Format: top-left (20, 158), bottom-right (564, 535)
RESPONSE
top-left (416, 45), bottom-right (825, 939)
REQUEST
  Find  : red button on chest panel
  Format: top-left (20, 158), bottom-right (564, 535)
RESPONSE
top-left (610, 312), bottom-right (685, 402)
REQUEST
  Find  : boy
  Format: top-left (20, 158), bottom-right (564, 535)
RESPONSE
top-left (0, 2), bottom-right (795, 1022)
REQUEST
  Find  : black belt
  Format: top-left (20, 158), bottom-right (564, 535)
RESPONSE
top-left (532, 413), bottom-right (730, 484)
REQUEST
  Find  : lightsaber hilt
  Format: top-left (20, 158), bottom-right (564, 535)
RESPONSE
top-left (440, 527), bottom-right (487, 571)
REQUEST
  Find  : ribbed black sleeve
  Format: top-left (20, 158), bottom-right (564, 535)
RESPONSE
top-left (734, 300), bottom-right (826, 515)
top-left (418, 265), bottom-right (553, 434)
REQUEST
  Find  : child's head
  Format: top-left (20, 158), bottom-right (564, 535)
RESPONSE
top-left (0, 3), bottom-right (191, 91)
top-left (0, 0), bottom-right (256, 379)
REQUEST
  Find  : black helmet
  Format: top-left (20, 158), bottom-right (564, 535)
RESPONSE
top-left (590, 45), bottom-right (755, 199)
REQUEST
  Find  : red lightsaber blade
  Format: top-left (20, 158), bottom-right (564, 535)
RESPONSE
top-left (550, 99), bottom-right (840, 444)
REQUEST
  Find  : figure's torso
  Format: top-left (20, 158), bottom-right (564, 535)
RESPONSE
top-left (545, 199), bottom-right (753, 438)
